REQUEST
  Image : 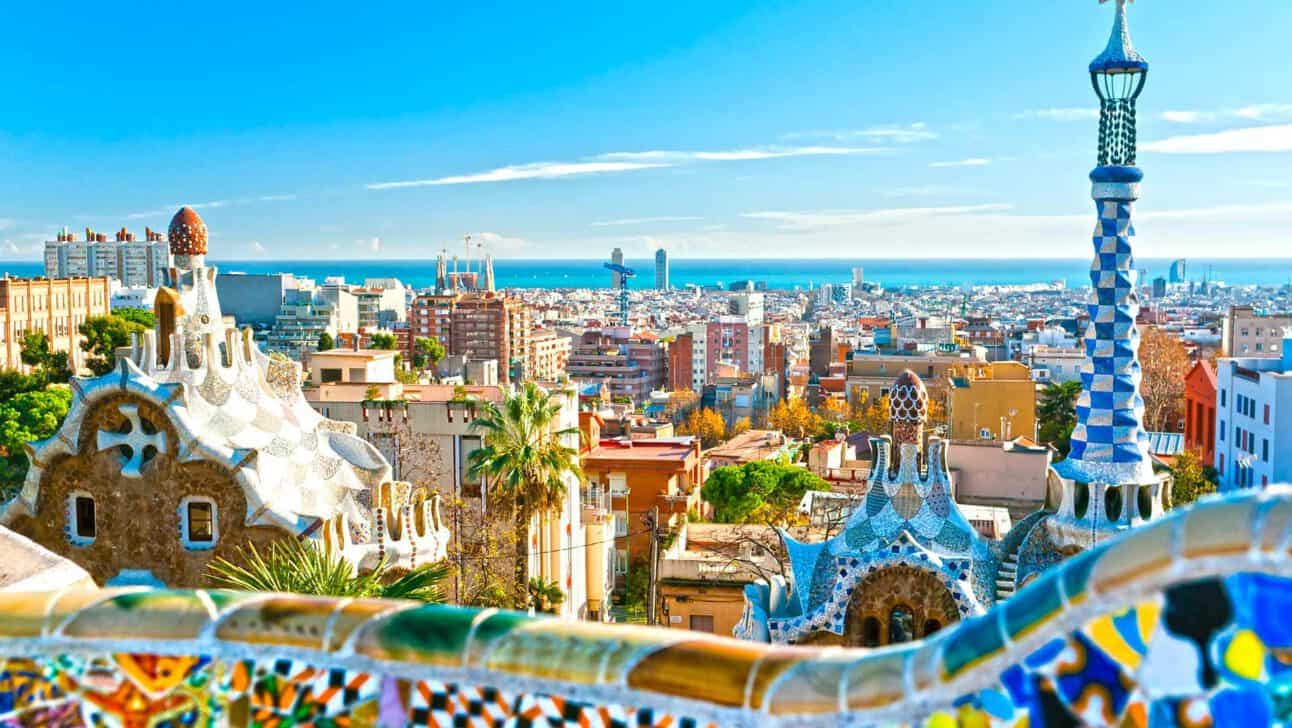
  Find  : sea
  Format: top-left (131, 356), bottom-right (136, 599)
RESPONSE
top-left (3, 258), bottom-right (1290, 291)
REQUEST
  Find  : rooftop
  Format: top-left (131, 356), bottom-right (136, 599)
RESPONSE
top-left (584, 437), bottom-right (697, 464)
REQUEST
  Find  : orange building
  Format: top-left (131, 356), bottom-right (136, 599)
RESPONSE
top-left (0, 276), bottom-right (111, 372)
top-left (1184, 360), bottom-right (1217, 465)
top-left (581, 434), bottom-right (704, 577)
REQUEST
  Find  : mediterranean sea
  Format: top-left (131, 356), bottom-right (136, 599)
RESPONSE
top-left (3, 258), bottom-right (1290, 291)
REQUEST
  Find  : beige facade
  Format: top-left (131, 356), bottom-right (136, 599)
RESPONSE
top-left (0, 276), bottom-right (111, 372)
top-left (946, 361), bottom-right (1038, 442)
top-left (1223, 305), bottom-right (1290, 358)
top-left (529, 328), bottom-right (570, 382)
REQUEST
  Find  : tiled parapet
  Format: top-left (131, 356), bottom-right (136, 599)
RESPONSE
top-left (5, 488), bottom-right (1292, 726)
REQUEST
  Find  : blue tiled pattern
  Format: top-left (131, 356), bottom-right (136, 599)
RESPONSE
top-left (1058, 183), bottom-right (1155, 486)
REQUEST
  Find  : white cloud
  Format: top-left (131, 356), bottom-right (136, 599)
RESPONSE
top-left (250, 241), bottom-right (267, 254)
top-left (1014, 108), bottom-right (1099, 122)
top-left (742, 204), bottom-right (1013, 230)
top-left (929, 158), bottom-right (992, 168)
top-left (369, 161), bottom-right (668, 188)
top-left (784, 123), bottom-right (937, 144)
top-left (590, 216), bottom-right (704, 227)
top-left (1162, 104), bottom-right (1292, 124)
top-left (598, 146), bottom-right (881, 163)
top-left (1143, 124), bottom-right (1292, 154)
top-left (368, 145), bottom-right (884, 189)
top-left (125, 200), bottom-right (229, 220)
top-left (258, 194), bottom-right (298, 202)
top-left (365, 237), bottom-right (381, 253)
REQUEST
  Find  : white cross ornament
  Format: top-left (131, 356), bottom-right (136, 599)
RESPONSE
top-left (96, 403), bottom-right (168, 479)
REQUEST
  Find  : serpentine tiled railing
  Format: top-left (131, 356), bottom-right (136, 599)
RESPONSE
top-left (3, 488), bottom-right (1292, 726)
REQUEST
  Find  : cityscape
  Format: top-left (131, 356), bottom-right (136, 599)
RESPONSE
top-left (1, 1), bottom-right (1291, 727)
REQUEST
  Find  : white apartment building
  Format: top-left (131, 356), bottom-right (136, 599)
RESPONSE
top-left (45, 228), bottom-right (171, 288)
top-left (1216, 333), bottom-right (1292, 491)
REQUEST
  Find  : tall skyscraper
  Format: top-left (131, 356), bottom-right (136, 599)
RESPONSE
top-left (655, 248), bottom-right (669, 290)
top-left (610, 247), bottom-right (625, 288)
top-left (1169, 258), bottom-right (1187, 284)
top-left (851, 266), bottom-right (865, 287)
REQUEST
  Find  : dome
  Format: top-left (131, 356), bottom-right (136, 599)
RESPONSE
top-left (889, 369), bottom-right (929, 424)
top-left (168, 206), bottom-right (208, 256)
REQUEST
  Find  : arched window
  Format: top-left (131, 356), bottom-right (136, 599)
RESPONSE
top-left (889, 606), bottom-right (916, 644)
top-left (862, 617), bottom-right (881, 647)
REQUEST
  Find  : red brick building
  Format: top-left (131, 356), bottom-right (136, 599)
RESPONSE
top-left (1184, 360), bottom-right (1217, 466)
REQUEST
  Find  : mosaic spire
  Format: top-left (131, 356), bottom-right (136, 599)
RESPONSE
top-left (1056, 0), bottom-right (1154, 486)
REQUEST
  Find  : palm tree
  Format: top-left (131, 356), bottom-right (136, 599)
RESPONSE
top-left (467, 383), bottom-right (582, 603)
top-left (468, 382), bottom-right (583, 519)
top-left (527, 577), bottom-right (566, 614)
top-left (208, 538), bottom-right (447, 603)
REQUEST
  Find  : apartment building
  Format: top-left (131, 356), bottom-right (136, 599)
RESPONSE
top-left (1222, 305), bottom-right (1291, 357)
top-left (1215, 337), bottom-right (1292, 491)
top-left (0, 276), bottom-right (111, 371)
top-left (529, 327), bottom-right (571, 382)
top-left (44, 227), bottom-right (171, 288)
top-left (566, 327), bottom-right (666, 404)
top-left (1184, 360), bottom-right (1218, 466)
top-left (449, 292), bottom-right (531, 383)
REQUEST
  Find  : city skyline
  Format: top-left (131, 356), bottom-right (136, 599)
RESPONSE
top-left (5, 1), bottom-right (1292, 261)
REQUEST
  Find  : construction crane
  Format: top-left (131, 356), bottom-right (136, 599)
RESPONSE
top-left (603, 262), bottom-right (636, 326)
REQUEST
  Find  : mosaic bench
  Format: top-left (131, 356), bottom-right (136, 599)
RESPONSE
top-left (2, 487), bottom-right (1292, 727)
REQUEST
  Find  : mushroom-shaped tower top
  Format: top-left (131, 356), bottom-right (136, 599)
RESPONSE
top-left (168, 206), bottom-right (208, 257)
top-left (890, 369), bottom-right (928, 424)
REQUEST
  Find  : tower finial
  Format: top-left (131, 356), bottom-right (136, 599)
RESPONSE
top-left (1090, 0), bottom-right (1147, 167)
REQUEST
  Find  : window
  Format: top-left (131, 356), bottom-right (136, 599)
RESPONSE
top-left (1264, 439), bottom-right (1270, 463)
top-left (180, 498), bottom-right (217, 548)
top-left (614, 511), bottom-right (629, 537)
top-left (689, 615), bottom-right (715, 633)
top-left (69, 493), bottom-right (96, 545)
top-left (1220, 421), bottom-right (1226, 441)
top-left (1266, 405), bottom-right (1271, 425)
top-left (1220, 390), bottom-right (1227, 407)
top-left (320, 368), bottom-right (342, 383)
top-left (614, 549), bottom-right (628, 575)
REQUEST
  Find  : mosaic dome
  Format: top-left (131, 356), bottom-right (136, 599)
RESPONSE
top-left (168, 206), bottom-right (208, 256)
top-left (889, 369), bottom-right (928, 424)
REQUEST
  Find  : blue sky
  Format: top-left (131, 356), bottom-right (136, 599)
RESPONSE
top-left (3, 0), bottom-right (1292, 261)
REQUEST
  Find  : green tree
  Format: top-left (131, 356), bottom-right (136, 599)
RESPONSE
top-left (701, 460), bottom-right (830, 525)
top-left (1038, 381), bottom-right (1082, 456)
top-left (369, 332), bottom-right (398, 350)
top-left (79, 315), bottom-right (148, 376)
top-left (317, 331), bottom-right (335, 352)
top-left (0, 387), bottom-right (72, 498)
top-left (208, 537), bottom-right (447, 602)
top-left (1170, 449), bottom-right (1218, 507)
top-left (0, 370), bottom-right (47, 402)
top-left (414, 337), bottom-right (446, 370)
top-left (468, 382), bottom-right (582, 519)
top-left (114, 307), bottom-right (156, 329)
top-left (19, 331), bottom-right (72, 383)
top-left (527, 577), bottom-right (566, 614)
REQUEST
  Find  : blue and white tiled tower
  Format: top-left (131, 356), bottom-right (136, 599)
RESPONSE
top-left (1050, 0), bottom-right (1169, 547)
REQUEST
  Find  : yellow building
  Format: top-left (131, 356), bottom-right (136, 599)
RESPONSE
top-left (946, 361), bottom-right (1037, 441)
